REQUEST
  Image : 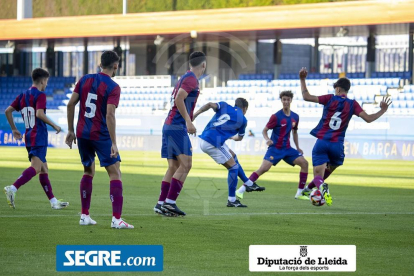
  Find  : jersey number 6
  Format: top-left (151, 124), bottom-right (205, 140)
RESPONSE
top-left (329, 112), bottom-right (342, 130)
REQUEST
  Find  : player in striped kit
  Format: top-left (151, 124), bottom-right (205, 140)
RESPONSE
top-left (299, 67), bottom-right (391, 205)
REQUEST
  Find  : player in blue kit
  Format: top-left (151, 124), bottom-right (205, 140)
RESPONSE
top-left (3, 68), bottom-right (68, 210)
top-left (299, 67), bottom-right (391, 205)
top-left (194, 98), bottom-right (264, 207)
top-left (154, 52), bottom-right (206, 217)
top-left (236, 91), bottom-right (309, 200)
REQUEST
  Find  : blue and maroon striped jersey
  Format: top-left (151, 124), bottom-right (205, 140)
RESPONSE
top-left (164, 71), bottom-right (199, 127)
top-left (74, 72), bottom-right (121, 141)
top-left (310, 94), bottom-right (364, 142)
top-left (266, 109), bottom-right (299, 149)
top-left (10, 87), bottom-right (48, 147)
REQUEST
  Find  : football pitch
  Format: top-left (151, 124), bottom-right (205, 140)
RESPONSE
top-left (0, 147), bottom-right (413, 275)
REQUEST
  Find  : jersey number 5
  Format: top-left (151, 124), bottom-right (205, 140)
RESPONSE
top-left (21, 107), bottom-right (35, 129)
top-left (85, 93), bottom-right (98, 118)
top-left (329, 112), bottom-right (342, 130)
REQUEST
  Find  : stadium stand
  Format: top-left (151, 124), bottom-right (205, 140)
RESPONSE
top-left (0, 77), bottom-right (76, 112)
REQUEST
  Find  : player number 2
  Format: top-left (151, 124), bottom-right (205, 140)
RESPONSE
top-left (85, 93), bottom-right (98, 118)
top-left (21, 107), bottom-right (35, 129)
top-left (329, 112), bottom-right (342, 130)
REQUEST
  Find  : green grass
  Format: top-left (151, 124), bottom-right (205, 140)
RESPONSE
top-left (0, 147), bottom-right (413, 275)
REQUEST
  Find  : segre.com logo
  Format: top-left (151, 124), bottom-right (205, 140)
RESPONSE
top-left (56, 245), bottom-right (163, 272)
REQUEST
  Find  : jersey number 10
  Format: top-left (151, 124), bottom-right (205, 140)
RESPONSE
top-left (21, 107), bottom-right (35, 129)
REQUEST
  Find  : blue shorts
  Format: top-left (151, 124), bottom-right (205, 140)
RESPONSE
top-left (161, 126), bottom-right (192, 160)
top-left (26, 146), bottom-right (47, 163)
top-left (264, 147), bottom-right (302, 166)
top-left (312, 139), bottom-right (345, 167)
top-left (77, 138), bottom-right (121, 167)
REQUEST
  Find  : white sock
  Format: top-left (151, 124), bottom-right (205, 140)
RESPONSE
top-left (165, 199), bottom-right (176, 204)
top-left (157, 201), bottom-right (164, 205)
top-left (50, 197), bottom-right (58, 204)
top-left (10, 185), bottom-right (17, 193)
top-left (228, 196), bottom-right (236, 202)
top-left (237, 185), bottom-right (246, 194)
top-left (244, 180), bottom-right (253, 186)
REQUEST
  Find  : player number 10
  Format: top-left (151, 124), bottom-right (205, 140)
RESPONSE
top-left (21, 107), bottom-right (36, 129)
top-left (329, 112), bottom-right (342, 130)
top-left (85, 93), bottom-right (98, 118)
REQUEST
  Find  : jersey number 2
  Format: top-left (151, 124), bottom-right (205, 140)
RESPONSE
top-left (21, 107), bottom-right (35, 129)
top-left (85, 93), bottom-right (98, 118)
top-left (329, 112), bottom-right (342, 130)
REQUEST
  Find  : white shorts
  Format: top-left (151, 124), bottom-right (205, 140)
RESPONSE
top-left (199, 138), bottom-right (233, 165)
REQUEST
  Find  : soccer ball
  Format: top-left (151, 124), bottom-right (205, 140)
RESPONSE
top-left (310, 189), bottom-right (325, 206)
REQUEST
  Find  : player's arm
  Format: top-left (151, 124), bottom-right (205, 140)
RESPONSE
top-left (299, 67), bottom-right (319, 103)
top-left (359, 96), bottom-right (392, 123)
top-left (262, 126), bottom-right (273, 146)
top-left (292, 129), bottom-right (303, 155)
top-left (230, 117), bottom-right (247, 141)
top-left (175, 88), bottom-right (196, 134)
top-left (36, 109), bottom-right (61, 134)
top-left (106, 104), bottom-right (119, 158)
top-left (65, 92), bottom-right (80, 149)
top-left (5, 106), bottom-right (22, 140)
top-left (192, 102), bottom-right (218, 121)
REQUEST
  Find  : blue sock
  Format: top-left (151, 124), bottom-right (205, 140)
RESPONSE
top-left (228, 164), bottom-right (239, 197)
top-left (234, 155), bottom-right (249, 183)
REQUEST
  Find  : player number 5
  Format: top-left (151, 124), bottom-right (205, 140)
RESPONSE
top-left (85, 93), bottom-right (98, 118)
top-left (329, 112), bottom-right (342, 130)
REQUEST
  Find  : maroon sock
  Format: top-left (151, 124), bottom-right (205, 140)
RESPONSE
top-left (13, 167), bottom-right (37, 190)
top-left (299, 172), bottom-right (308, 189)
top-left (158, 181), bottom-right (170, 202)
top-left (39, 173), bottom-right (54, 200)
top-left (312, 176), bottom-right (324, 189)
top-left (249, 172), bottom-right (259, 182)
top-left (80, 175), bottom-right (93, 215)
top-left (110, 180), bottom-right (123, 219)
top-left (166, 178), bottom-right (183, 202)
top-left (307, 169), bottom-right (332, 189)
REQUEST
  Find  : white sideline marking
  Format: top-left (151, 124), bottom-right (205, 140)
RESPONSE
top-left (0, 212), bottom-right (413, 218)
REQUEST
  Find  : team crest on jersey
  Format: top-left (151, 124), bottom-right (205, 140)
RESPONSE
top-left (270, 156), bottom-right (274, 160)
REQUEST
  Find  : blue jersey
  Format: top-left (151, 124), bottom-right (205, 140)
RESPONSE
top-left (74, 73), bottom-right (121, 141)
top-left (165, 71), bottom-right (199, 128)
top-left (310, 94), bottom-right (363, 142)
top-left (10, 87), bottom-right (48, 147)
top-left (199, 102), bottom-right (247, 147)
top-left (266, 109), bottom-right (299, 149)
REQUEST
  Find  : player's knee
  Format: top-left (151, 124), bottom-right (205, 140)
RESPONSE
top-left (301, 159), bottom-right (309, 170)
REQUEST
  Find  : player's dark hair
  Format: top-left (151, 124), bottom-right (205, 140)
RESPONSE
top-left (334, 78), bottom-right (351, 92)
top-left (189, 51), bottom-right (206, 67)
top-left (101, 50), bottom-right (120, 69)
top-left (235, 98), bottom-right (248, 109)
top-left (280, 90), bottom-right (294, 99)
top-left (32, 68), bottom-right (50, 83)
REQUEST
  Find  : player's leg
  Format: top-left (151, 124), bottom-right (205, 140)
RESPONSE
top-left (77, 138), bottom-right (97, 225)
top-left (222, 157), bottom-right (248, 208)
top-left (236, 159), bottom-right (272, 198)
top-left (162, 153), bottom-right (191, 216)
top-left (39, 162), bottom-right (69, 209)
top-left (228, 149), bottom-right (249, 184)
top-left (4, 148), bottom-right (42, 209)
top-left (154, 158), bottom-right (179, 215)
top-left (306, 165), bottom-right (333, 190)
top-left (162, 132), bottom-right (192, 216)
top-left (292, 156), bottom-right (309, 199)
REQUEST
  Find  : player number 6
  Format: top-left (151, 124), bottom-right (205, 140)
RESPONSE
top-left (329, 112), bottom-right (342, 130)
